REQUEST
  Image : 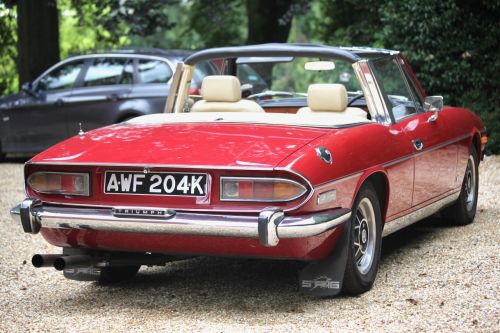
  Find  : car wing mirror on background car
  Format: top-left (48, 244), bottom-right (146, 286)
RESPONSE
top-left (21, 82), bottom-right (38, 98)
top-left (425, 96), bottom-right (443, 122)
top-left (241, 83), bottom-right (253, 98)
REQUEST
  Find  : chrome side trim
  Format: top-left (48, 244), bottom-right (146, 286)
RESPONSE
top-left (316, 171), bottom-right (364, 188)
top-left (10, 200), bottom-right (351, 247)
top-left (382, 191), bottom-right (460, 237)
top-left (382, 132), bottom-right (471, 168)
top-left (27, 161), bottom-right (275, 171)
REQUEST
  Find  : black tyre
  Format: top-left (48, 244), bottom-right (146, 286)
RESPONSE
top-left (98, 265), bottom-right (140, 284)
top-left (0, 142), bottom-right (5, 162)
top-left (342, 182), bottom-right (382, 295)
top-left (442, 146), bottom-right (479, 225)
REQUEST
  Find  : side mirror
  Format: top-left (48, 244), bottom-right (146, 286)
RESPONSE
top-left (424, 96), bottom-right (443, 122)
top-left (241, 83), bottom-right (253, 99)
top-left (21, 82), bottom-right (37, 97)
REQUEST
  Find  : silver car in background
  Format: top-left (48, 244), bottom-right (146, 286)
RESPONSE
top-left (0, 48), bottom-right (218, 157)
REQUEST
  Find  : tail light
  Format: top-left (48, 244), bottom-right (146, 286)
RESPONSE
top-left (220, 177), bottom-right (307, 202)
top-left (27, 172), bottom-right (90, 196)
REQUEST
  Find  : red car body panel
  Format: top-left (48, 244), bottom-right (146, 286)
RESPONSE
top-left (39, 226), bottom-right (343, 260)
top-left (32, 123), bottom-right (329, 168)
top-left (19, 44), bottom-right (487, 263)
top-left (25, 104), bottom-right (484, 260)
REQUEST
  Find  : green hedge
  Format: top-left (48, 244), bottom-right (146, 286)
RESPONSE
top-left (317, 0), bottom-right (499, 153)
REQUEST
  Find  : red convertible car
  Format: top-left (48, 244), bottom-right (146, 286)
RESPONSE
top-left (11, 44), bottom-right (486, 296)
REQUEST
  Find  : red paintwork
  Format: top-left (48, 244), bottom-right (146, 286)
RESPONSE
top-left (39, 226), bottom-right (343, 260)
top-left (32, 123), bottom-right (329, 168)
top-left (26, 94), bottom-right (486, 261)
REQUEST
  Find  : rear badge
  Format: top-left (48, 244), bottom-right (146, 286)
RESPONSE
top-left (316, 146), bottom-right (333, 164)
top-left (112, 207), bottom-right (176, 219)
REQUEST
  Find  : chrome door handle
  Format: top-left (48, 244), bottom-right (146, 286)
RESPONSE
top-left (412, 138), bottom-right (424, 151)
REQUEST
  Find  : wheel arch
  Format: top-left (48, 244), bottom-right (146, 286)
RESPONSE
top-left (352, 170), bottom-right (390, 224)
top-left (471, 131), bottom-right (481, 163)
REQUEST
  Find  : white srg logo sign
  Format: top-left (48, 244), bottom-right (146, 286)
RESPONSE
top-left (301, 276), bottom-right (340, 290)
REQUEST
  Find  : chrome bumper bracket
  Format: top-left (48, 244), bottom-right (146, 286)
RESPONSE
top-left (11, 199), bottom-right (41, 234)
top-left (10, 199), bottom-right (351, 247)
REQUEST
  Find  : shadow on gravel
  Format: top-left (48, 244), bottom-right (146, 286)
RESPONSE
top-left (381, 213), bottom-right (452, 258)
top-left (1, 156), bottom-right (30, 163)
top-left (36, 213), bottom-right (469, 315)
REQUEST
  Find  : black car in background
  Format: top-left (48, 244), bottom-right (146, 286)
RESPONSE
top-left (0, 48), bottom-right (218, 157)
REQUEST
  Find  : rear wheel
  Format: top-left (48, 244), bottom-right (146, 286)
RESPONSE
top-left (98, 265), bottom-right (141, 284)
top-left (342, 182), bottom-right (382, 295)
top-left (442, 146), bottom-right (479, 225)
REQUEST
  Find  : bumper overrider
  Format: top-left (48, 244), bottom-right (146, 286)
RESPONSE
top-left (10, 199), bottom-right (351, 247)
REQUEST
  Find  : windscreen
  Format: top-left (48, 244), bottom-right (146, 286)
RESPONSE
top-left (236, 57), bottom-right (361, 99)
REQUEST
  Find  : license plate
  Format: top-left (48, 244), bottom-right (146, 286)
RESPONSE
top-left (104, 171), bottom-right (208, 197)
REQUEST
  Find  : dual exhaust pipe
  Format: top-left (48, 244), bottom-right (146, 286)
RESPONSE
top-left (32, 253), bottom-right (184, 271)
top-left (32, 254), bottom-right (94, 271)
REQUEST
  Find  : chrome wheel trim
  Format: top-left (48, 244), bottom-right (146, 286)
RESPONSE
top-left (465, 155), bottom-right (477, 212)
top-left (353, 197), bottom-right (376, 275)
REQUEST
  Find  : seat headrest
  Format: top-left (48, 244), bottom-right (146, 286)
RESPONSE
top-left (201, 76), bottom-right (241, 102)
top-left (307, 84), bottom-right (348, 112)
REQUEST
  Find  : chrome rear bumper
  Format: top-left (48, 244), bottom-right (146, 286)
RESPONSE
top-left (10, 199), bottom-right (351, 247)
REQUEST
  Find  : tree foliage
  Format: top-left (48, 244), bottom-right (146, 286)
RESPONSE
top-left (17, 0), bottom-right (60, 84)
top-left (380, 0), bottom-right (500, 153)
top-left (0, 3), bottom-right (17, 95)
top-left (0, 0), bottom-right (498, 152)
top-left (316, 0), bottom-right (500, 153)
top-left (188, 0), bottom-right (246, 47)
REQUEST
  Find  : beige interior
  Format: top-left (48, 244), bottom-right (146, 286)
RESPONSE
top-left (129, 112), bottom-right (371, 128)
top-left (191, 76), bottom-right (265, 113)
top-left (297, 83), bottom-right (367, 119)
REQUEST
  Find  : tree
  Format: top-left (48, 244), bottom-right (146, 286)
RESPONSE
top-left (0, 2), bottom-right (17, 95)
top-left (315, 0), bottom-right (500, 153)
top-left (314, 0), bottom-right (382, 46)
top-left (246, 0), bottom-right (295, 45)
top-left (16, 0), bottom-right (60, 84)
top-left (378, 0), bottom-right (500, 153)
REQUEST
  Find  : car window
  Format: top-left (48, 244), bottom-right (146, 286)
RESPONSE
top-left (193, 60), bottom-right (218, 83)
top-left (37, 60), bottom-right (85, 92)
top-left (371, 57), bottom-right (421, 121)
top-left (235, 58), bottom-right (359, 96)
top-left (237, 64), bottom-right (268, 94)
top-left (137, 59), bottom-right (172, 84)
top-left (121, 61), bottom-right (134, 84)
top-left (83, 58), bottom-right (129, 87)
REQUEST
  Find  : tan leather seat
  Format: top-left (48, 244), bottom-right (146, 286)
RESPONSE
top-left (191, 76), bottom-right (265, 113)
top-left (297, 84), bottom-right (367, 118)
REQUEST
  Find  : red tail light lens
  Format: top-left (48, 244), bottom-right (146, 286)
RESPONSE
top-left (220, 177), bottom-right (307, 202)
top-left (27, 172), bottom-right (90, 196)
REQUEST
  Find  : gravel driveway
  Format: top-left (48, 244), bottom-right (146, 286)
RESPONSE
top-left (0, 156), bottom-right (498, 332)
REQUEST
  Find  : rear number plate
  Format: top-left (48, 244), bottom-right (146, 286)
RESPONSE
top-left (104, 171), bottom-right (208, 197)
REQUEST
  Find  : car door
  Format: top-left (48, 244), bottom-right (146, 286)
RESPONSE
top-left (371, 56), bottom-right (458, 207)
top-left (2, 59), bottom-right (85, 153)
top-left (63, 57), bottom-right (133, 134)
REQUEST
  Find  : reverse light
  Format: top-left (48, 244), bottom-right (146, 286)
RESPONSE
top-left (220, 177), bottom-right (307, 202)
top-left (27, 172), bottom-right (90, 196)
